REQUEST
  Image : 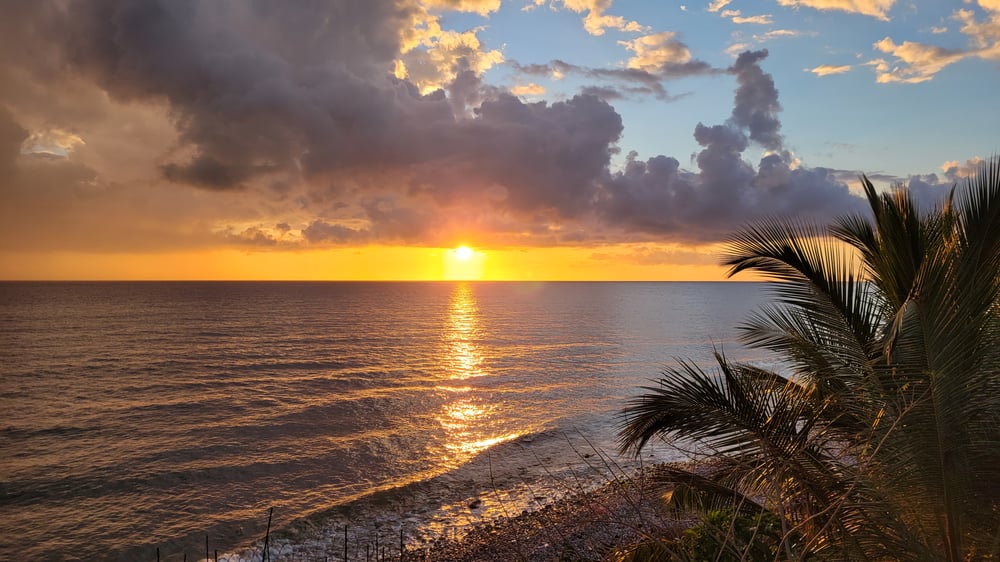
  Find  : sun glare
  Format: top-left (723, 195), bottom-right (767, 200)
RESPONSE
top-left (444, 246), bottom-right (486, 280)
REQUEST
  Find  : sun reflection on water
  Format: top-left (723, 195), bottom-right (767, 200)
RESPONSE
top-left (442, 283), bottom-right (484, 380)
top-left (435, 283), bottom-right (521, 465)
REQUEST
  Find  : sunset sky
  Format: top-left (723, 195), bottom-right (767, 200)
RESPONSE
top-left (1, 0), bottom-right (997, 280)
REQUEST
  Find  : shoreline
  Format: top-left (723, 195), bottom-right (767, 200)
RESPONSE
top-left (419, 467), bottom-right (688, 562)
top-left (219, 462), bottom-right (699, 562)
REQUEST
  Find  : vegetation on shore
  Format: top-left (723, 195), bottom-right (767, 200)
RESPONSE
top-left (619, 158), bottom-right (1000, 561)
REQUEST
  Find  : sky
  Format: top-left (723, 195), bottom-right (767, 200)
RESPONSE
top-left (1, 0), bottom-right (997, 281)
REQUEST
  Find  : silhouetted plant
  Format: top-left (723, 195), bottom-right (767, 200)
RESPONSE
top-left (621, 157), bottom-right (1000, 561)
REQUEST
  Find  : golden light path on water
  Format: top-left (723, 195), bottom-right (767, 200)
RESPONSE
top-left (436, 283), bottom-right (521, 467)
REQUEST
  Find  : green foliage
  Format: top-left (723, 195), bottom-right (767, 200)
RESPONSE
top-left (613, 510), bottom-right (785, 562)
top-left (620, 157), bottom-right (1000, 561)
top-left (681, 509), bottom-right (784, 562)
top-left (614, 540), bottom-right (674, 562)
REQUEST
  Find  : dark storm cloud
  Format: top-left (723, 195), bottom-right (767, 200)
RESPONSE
top-left (598, 50), bottom-right (864, 242)
top-left (54, 0), bottom-right (442, 188)
top-left (14, 0), bottom-right (622, 223)
top-left (3, 2), bottom-right (880, 250)
top-left (0, 106), bottom-right (28, 178)
top-left (729, 49), bottom-right (783, 151)
top-left (436, 93), bottom-right (622, 217)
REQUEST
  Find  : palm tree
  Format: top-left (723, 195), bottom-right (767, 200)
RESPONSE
top-left (620, 158), bottom-right (1000, 561)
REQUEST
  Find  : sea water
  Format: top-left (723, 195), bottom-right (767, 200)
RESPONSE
top-left (0, 281), bottom-right (773, 561)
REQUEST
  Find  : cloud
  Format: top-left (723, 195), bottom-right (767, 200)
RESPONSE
top-left (559, 0), bottom-right (647, 36)
top-left (733, 14), bottom-right (775, 24)
top-left (807, 64), bottom-right (852, 76)
top-left (725, 42), bottom-right (754, 57)
top-left (619, 32), bottom-right (695, 72)
top-left (511, 82), bottom-right (547, 96)
top-left (871, 37), bottom-right (966, 83)
top-left (898, 174), bottom-right (959, 209)
top-left (718, 9), bottom-right (774, 24)
top-left (302, 220), bottom-right (367, 244)
top-left (729, 50), bottom-right (783, 151)
top-left (22, 128), bottom-right (86, 157)
top-left (955, 5), bottom-right (1000, 60)
top-left (726, 28), bottom-right (807, 58)
top-left (597, 50), bottom-right (865, 242)
top-left (864, 2), bottom-right (1000, 84)
top-left (579, 85), bottom-right (626, 100)
top-left (707, 0), bottom-right (732, 13)
top-left (776, 0), bottom-right (896, 21)
top-left (0, 105), bottom-right (28, 177)
top-left (224, 225), bottom-right (282, 247)
top-left (591, 245), bottom-right (719, 266)
top-left (420, 0), bottom-right (502, 15)
top-left (2, 0), bottom-right (963, 256)
top-left (397, 23), bottom-right (505, 93)
top-left (941, 156), bottom-right (984, 180)
top-left (510, 54), bottom-right (717, 100)
top-left (754, 29), bottom-right (805, 41)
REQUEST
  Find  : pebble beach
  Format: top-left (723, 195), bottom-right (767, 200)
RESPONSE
top-left (419, 471), bottom-right (683, 562)
top-left (219, 462), bottom-right (701, 562)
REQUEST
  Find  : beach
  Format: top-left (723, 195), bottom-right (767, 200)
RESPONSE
top-left (419, 466), bottom-right (697, 562)
top-left (219, 462), bottom-right (699, 562)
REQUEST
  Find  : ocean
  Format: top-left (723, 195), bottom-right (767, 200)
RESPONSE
top-left (0, 281), bottom-right (774, 561)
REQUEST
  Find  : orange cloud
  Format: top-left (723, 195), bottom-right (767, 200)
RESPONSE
top-left (560, 0), bottom-right (647, 36)
top-left (511, 83), bottom-right (546, 97)
top-left (807, 64), bottom-right (852, 76)
top-left (720, 9), bottom-right (774, 24)
top-left (777, 0), bottom-right (895, 21)
top-left (397, 10), bottom-right (503, 94)
top-left (872, 37), bottom-right (966, 83)
top-left (619, 32), bottom-right (693, 73)
top-left (419, 0), bottom-right (502, 16)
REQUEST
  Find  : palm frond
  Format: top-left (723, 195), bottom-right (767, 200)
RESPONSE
top-left (621, 156), bottom-right (1000, 561)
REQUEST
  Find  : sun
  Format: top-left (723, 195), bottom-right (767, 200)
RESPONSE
top-left (443, 245), bottom-right (486, 280)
